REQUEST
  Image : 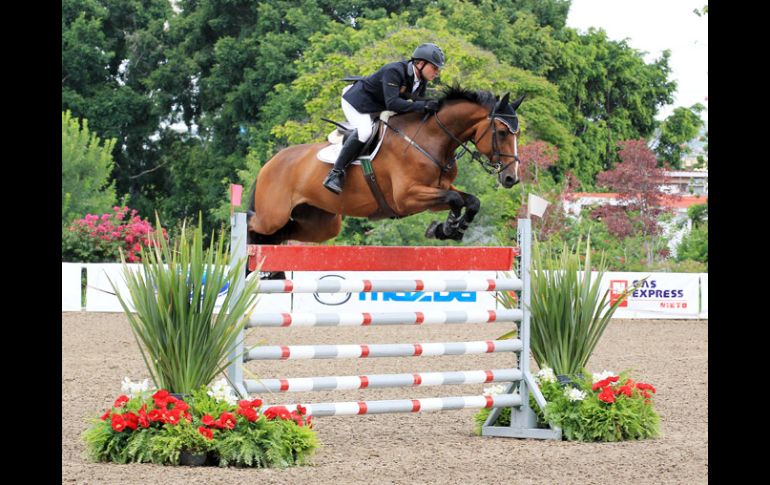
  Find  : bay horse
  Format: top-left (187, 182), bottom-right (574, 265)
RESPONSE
top-left (247, 87), bottom-right (523, 245)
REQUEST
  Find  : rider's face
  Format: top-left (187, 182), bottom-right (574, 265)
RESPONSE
top-left (417, 61), bottom-right (441, 81)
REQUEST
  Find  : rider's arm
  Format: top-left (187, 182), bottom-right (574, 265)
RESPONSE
top-left (381, 68), bottom-right (427, 113)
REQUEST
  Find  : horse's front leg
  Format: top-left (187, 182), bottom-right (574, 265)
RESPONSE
top-left (426, 190), bottom-right (480, 241)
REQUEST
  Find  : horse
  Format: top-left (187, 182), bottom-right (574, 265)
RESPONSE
top-left (247, 87), bottom-right (523, 245)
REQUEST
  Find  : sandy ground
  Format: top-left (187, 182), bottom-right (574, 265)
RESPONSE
top-left (62, 312), bottom-right (707, 484)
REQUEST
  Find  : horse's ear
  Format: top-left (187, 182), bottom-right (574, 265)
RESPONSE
top-left (494, 92), bottom-right (510, 114)
top-left (510, 94), bottom-right (525, 111)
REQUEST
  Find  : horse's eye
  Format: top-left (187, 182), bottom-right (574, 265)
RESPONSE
top-left (497, 130), bottom-right (508, 138)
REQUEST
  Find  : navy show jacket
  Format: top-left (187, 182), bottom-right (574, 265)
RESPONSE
top-left (342, 60), bottom-right (431, 114)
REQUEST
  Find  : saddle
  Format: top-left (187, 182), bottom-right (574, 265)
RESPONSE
top-left (317, 111), bottom-right (395, 164)
top-left (318, 111), bottom-right (400, 220)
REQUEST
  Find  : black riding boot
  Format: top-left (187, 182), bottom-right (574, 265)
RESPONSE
top-left (323, 135), bottom-right (366, 195)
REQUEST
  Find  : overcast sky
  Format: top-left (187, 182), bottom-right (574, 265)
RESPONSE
top-left (566, 0), bottom-right (708, 121)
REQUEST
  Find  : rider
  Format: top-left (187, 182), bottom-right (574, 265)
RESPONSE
top-left (322, 43), bottom-right (446, 195)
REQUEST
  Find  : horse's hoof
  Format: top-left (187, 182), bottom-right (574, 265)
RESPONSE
top-left (425, 221), bottom-right (440, 238)
top-left (257, 271), bottom-right (286, 280)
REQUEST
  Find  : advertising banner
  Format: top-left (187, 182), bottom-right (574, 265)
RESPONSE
top-left (600, 272), bottom-right (701, 319)
top-left (699, 273), bottom-right (708, 318)
top-left (289, 271), bottom-right (502, 313)
top-left (62, 263), bottom-right (83, 311)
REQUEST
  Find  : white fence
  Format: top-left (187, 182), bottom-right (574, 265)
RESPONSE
top-left (62, 263), bottom-right (708, 319)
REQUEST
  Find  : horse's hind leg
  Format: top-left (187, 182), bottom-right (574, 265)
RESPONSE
top-left (286, 204), bottom-right (343, 242)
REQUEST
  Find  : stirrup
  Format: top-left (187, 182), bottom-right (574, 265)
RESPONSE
top-left (323, 169), bottom-right (345, 194)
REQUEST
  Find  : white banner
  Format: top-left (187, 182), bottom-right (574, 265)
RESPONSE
top-left (62, 263), bottom-right (83, 311)
top-left (86, 264), bottom-right (134, 312)
top-left (64, 264), bottom-right (707, 319)
top-left (290, 271), bottom-right (501, 313)
top-left (599, 272), bottom-right (701, 319)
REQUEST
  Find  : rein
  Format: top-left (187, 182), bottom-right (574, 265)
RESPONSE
top-left (382, 110), bottom-right (520, 186)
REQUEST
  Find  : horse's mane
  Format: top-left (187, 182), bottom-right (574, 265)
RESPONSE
top-left (438, 86), bottom-right (497, 110)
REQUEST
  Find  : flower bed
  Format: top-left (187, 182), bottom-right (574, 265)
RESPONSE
top-left (83, 379), bottom-right (318, 467)
top-left (474, 368), bottom-right (660, 441)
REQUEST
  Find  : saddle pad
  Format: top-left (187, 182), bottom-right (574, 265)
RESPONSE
top-left (317, 143), bottom-right (362, 165)
top-left (317, 120), bottom-right (389, 165)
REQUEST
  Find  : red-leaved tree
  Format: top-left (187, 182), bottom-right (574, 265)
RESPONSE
top-left (519, 141), bottom-right (558, 183)
top-left (593, 139), bottom-right (680, 264)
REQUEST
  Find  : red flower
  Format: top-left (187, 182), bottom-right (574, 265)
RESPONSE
top-left (296, 404), bottom-right (307, 416)
top-left (100, 409), bottom-right (111, 421)
top-left (148, 409), bottom-right (162, 422)
top-left (263, 408), bottom-right (277, 420)
top-left (202, 414), bottom-right (215, 427)
top-left (251, 398), bottom-right (263, 408)
top-left (216, 412), bottom-right (237, 429)
top-left (615, 385), bottom-right (633, 397)
top-left (290, 411), bottom-right (304, 427)
top-left (138, 413), bottom-right (150, 428)
top-left (592, 378), bottom-right (611, 391)
top-left (237, 407), bottom-right (258, 422)
top-left (636, 383), bottom-right (656, 393)
top-left (111, 414), bottom-right (126, 432)
top-left (123, 412), bottom-right (139, 431)
top-left (173, 400), bottom-right (189, 412)
top-left (113, 395), bottom-right (130, 408)
top-left (277, 408), bottom-right (291, 420)
top-left (238, 399), bottom-right (252, 409)
top-left (198, 426), bottom-right (213, 440)
top-left (152, 390), bottom-right (171, 408)
top-left (598, 387), bottom-right (616, 403)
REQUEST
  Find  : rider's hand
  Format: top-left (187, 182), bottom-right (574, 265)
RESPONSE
top-left (424, 100), bottom-right (440, 113)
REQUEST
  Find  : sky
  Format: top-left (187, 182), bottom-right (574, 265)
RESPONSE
top-left (566, 0), bottom-right (708, 122)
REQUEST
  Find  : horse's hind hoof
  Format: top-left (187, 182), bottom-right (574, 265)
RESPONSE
top-left (425, 221), bottom-right (440, 239)
top-left (257, 271), bottom-right (287, 280)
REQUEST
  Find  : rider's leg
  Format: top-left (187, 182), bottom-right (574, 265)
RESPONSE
top-left (323, 95), bottom-right (372, 195)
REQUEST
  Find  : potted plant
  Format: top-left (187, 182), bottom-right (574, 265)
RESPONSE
top-left (498, 234), bottom-right (640, 379)
top-left (83, 380), bottom-right (319, 467)
top-left (110, 214), bottom-right (261, 395)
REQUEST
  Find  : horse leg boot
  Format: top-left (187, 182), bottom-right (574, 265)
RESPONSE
top-left (323, 132), bottom-right (365, 195)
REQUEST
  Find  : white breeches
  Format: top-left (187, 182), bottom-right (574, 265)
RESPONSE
top-left (341, 84), bottom-right (374, 142)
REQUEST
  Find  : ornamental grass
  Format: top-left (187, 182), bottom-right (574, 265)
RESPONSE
top-left (110, 215), bottom-right (260, 395)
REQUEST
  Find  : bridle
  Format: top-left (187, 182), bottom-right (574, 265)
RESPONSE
top-left (433, 108), bottom-right (520, 175)
top-left (381, 103), bottom-right (521, 186)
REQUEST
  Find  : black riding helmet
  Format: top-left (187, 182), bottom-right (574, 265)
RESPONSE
top-left (411, 43), bottom-right (445, 68)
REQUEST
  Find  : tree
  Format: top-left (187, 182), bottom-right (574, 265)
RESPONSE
top-left (518, 140), bottom-right (558, 183)
top-left (62, 0), bottom-right (174, 223)
top-left (593, 139), bottom-right (677, 266)
top-left (655, 104), bottom-right (705, 169)
top-left (547, 28), bottom-right (676, 183)
top-left (62, 111), bottom-right (117, 227)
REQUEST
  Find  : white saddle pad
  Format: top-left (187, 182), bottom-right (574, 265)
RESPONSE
top-left (316, 111), bottom-right (394, 164)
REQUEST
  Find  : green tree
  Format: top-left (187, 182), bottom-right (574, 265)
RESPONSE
top-left (548, 28), bottom-right (676, 183)
top-left (62, 110), bottom-right (117, 227)
top-left (676, 202), bottom-right (707, 267)
top-left (655, 104), bottom-right (706, 169)
top-left (62, 0), bottom-right (173, 223)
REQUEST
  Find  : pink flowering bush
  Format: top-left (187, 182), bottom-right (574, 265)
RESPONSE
top-left (61, 206), bottom-right (166, 263)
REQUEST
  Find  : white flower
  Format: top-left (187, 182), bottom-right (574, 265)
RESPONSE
top-left (482, 384), bottom-right (509, 396)
top-left (535, 367), bottom-right (556, 384)
top-left (207, 378), bottom-right (238, 405)
top-left (564, 387), bottom-right (587, 402)
top-left (121, 377), bottom-right (152, 398)
top-left (592, 370), bottom-right (617, 384)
